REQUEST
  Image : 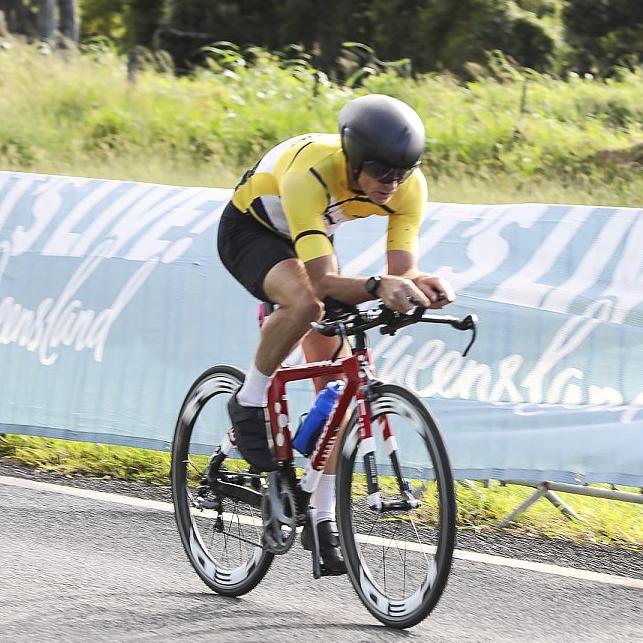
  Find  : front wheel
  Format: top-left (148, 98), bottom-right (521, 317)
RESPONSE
top-left (171, 365), bottom-right (273, 596)
top-left (336, 384), bottom-right (456, 629)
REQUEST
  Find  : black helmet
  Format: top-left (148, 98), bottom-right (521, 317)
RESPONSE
top-left (339, 94), bottom-right (425, 179)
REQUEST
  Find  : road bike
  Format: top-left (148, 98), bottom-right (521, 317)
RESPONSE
top-left (171, 303), bottom-right (477, 629)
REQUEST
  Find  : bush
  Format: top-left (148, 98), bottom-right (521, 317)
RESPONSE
top-left (563, 0), bottom-right (643, 74)
top-left (0, 41), bottom-right (641, 183)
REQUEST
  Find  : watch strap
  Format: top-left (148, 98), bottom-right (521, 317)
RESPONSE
top-left (366, 275), bottom-right (382, 297)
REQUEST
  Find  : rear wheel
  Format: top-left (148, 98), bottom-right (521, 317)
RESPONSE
top-left (171, 365), bottom-right (273, 596)
top-left (336, 384), bottom-right (456, 629)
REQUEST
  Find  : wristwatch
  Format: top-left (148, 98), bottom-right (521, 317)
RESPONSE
top-left (365, 275), bottom-right (382, 298)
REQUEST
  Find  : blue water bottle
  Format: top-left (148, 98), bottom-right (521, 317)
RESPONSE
top-left (292, 381), bottom-right (344, 456)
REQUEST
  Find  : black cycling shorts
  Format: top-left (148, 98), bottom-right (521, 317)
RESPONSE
top-left (217, 201), bottom-right (297, 302)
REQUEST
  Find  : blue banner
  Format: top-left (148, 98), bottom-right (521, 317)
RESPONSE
top-left (1, 171), bottom-right (641, 485)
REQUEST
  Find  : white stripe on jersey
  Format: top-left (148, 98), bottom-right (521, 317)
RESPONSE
top-left (255, 134), bottom-right (312, 174)
top-left (255, 133), bottom-right (347, 239)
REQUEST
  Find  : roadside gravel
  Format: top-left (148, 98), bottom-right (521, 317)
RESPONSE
top-left (2, 458), bottom-right (641, 580)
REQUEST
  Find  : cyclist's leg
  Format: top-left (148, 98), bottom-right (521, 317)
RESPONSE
top-left (229, 259), bottom-right (323, 468)
top-left (300, 330), bottom-right (351, 473)
top-left (299, 330), bottom-right (351, 574)
top-left (218, 204), bottom-right (323, 470)
top-left (257, 258), bottom-right (323, 375)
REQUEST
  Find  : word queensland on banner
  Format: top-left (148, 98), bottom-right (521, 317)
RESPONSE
top-left (0, 171), bottom-right (641, 485)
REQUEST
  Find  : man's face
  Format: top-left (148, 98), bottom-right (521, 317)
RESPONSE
top-left (357, 171), bottom-right (400, 205)
top-left (356, 161), bottom-right (415, 205)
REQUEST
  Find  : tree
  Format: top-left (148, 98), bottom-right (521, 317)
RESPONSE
top-left (152, 0), bottom-right (277, 71)
top-left (279, 0), bottom-right (372, 73)
top-left (0, 0), bottom-right (38, 37)
top-left (80, 0), bottom-right (166, 49)
top-left (562, 0), bottom-right (643, 73)
top-left (38, 0), bottom-right (79, 43)
top-left (1, 0), bottom-right (564, 77)
top-left (367, 0), bottom-right (556, 74)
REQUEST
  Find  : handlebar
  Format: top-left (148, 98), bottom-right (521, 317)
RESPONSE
top-left (310, 305), bottom-right (479, 357)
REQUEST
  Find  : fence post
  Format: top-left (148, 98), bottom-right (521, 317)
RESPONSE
top-left (127, 49), bottom-right (140, 84)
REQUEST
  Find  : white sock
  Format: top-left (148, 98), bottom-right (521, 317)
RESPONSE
top-left (237, 362), bottom-right (271, 407)
top-left (311, 474), bottom-right (336, 524)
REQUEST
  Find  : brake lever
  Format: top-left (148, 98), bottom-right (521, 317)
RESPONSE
top-left (458, 315), bottom-right (478, 356)
top-left (462, 326), bottom-right (477, 357)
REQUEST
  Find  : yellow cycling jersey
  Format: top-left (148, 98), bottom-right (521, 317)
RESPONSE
top-left (231, 133), bottom-right (427, 262)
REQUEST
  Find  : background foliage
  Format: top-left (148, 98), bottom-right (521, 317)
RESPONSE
top-left (1, 1), bottom-right (642, 77)
top-left (0, 3), bottom-right (641, 205)
top-left (0, 40), bottom-right (641, 206)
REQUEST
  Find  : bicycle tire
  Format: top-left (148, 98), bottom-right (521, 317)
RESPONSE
top-left (171, 364), bottom-right (274, 596)
top-left (336, 383), bottom-right (456, 629)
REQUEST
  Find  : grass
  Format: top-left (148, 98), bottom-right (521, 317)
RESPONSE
top-left (2, 434), bottom-right (641, 551)
top-left (11, 152), bottom-right (643, 207)
top-left (1, 41), bottom-right (642, 206)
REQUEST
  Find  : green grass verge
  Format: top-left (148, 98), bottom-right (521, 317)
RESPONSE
top-left (12, 151), bottom-right (643, 208)
top-left (1, 41), bottom-right (642, 206)
top-left (2, 434), bottom-right (641, 550)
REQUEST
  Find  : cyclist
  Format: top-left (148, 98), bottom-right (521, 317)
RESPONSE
top-left (217, 93), bottom-right (455, 574)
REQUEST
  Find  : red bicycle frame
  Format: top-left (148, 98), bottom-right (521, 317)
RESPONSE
top-left (264, 346), bottom-right (383, 495)
top-left (229, 303), bottom-right (476, 509)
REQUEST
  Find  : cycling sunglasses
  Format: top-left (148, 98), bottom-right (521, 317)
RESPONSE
top-left (361, 160), bottom-right (417, 184)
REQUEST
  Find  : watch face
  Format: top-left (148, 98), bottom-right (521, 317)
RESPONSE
top-left (367, 276), bottom-right (381, 296)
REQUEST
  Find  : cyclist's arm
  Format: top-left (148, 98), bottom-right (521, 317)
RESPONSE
top-left (304, 254), bottom-right (372, 304)
top-left (280, 171), bottom-right (377, 304)
top-left (305, 253), bottom-right (433, 311)
top-left (385, 173), bottom-right (454, 307)
top-left (388, 249), bottom-right (455, 307)
top-left (280, 171), bottom-right (334, 262)
top-left (280, 171), bottom-right (433, 311)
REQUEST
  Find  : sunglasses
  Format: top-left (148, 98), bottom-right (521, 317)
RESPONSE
top-left (361, 160), bottom-right (417, 184)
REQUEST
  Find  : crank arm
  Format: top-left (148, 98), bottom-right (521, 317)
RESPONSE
top-left (307, 507), bottom-right (323, 579)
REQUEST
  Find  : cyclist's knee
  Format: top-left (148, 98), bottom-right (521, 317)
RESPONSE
top-left (298, 295), bottom-right (324, 324)
top-left (283, 292), bottom-right (323, 324)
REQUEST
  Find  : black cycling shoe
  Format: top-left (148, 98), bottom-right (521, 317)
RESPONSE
top-left (227, 393), bottom-right (277, 472)
top-left (301, 519), bottom-right (347, 576)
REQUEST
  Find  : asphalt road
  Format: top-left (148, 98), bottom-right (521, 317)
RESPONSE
top-left (1, 477), bottom-right (641, 642)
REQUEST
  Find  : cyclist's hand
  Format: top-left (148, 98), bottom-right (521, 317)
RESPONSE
top-left (378, 276), bottom-right (431, 313)
top-left (413, 275), bottom-right (455, 309)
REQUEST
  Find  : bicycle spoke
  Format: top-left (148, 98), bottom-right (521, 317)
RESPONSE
top-left (381, 522), bottom-right (387, 597)
top-left (337, 384), bottom-right (456, 628)
top-left (184, 457), bottom-right (204, 478)
top-left (403, 545), bottom-right (407, 598)
top-left (172, 365), bottom-right (273, 596)
top-left (409, 516), bottom-right (432, 567)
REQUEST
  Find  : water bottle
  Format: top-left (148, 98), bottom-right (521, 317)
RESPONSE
top-left (292, 381), bottom-right (344, 456)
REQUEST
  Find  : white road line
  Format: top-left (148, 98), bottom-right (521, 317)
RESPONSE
top-left (2, 474), bottom-right (642, 590)
top-left (0, 475), bottom-right (175, 513)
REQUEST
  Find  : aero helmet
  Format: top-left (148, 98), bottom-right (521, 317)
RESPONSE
top-left (339, 94), bottom-right (425, 180)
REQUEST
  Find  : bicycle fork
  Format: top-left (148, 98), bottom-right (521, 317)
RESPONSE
top-left (359, 396), bottom-right (422, 514)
